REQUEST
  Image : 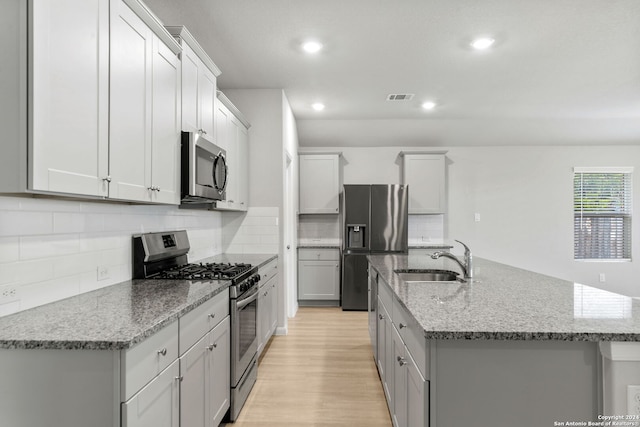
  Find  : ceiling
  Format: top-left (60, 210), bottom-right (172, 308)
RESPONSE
top-left (145, 0), bottom-right (640, 147)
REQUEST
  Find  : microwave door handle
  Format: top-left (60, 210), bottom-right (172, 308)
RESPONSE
top-left (236, 287), bottom-right (258, 309)
top-left (213, 153), bottom-right (228, 194)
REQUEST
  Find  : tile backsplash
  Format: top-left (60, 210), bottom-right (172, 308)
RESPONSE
top-left (0, 195), bottom-right (222, 316)
top-left (408, 214), bottom-right (444, 244)
top-left (222, 207), bottom-right (280, 254)
top-left (298, 214), bottom-right (340, 242)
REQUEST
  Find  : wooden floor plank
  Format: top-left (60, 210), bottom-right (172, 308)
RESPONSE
top-left (224, 307), bottom-right (392, 426)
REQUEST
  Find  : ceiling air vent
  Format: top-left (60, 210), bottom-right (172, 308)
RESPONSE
top-left (386, 94), bottom-right (415, 101)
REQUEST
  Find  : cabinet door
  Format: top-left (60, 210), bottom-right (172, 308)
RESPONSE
top-left (378, 299), bottom-right (392, 404)
top-left (198, 66), bottom-right (216, 138)
top-left (30, 0), bottom-right (109, 196)
top-left (122, 359), bottom-right (180, 427)
top-left (392, 325), bottom-right (407, 427)
top-left (268, 277), bottom-right (278, 337)
top-left (209, 316), bottom-right (231, 427)
top-left (150, 36), bottom-right (180, 204)
top-left (298, 260), bottom-right (340, 300)
top-left (180, 335), bottom-right (208, 427)
top-left (180, 43), bottom-right (200, 133)
top-left (109, 0), bottom-right (152, 201)
top-left (402, 154), bottom-right (445, 214)
top-left (406, 352), bottom-right (427, 427)
top-left (299, 154), bottom-right (340, 214)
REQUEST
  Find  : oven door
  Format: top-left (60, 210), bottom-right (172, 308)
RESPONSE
top-left (231, 285), bottom-right (258, 385)
top-left (181, 131), bottom-right (228, 202)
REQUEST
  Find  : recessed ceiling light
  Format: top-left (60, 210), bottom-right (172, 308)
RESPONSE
top-left (421, 101), bottom-right (436, 110)
top-left (302, 41), bottom-right (323, 54)
top-left (312, 102), bottom-right (325, 111)
top-left (470, 37), bottom-right (495, 50)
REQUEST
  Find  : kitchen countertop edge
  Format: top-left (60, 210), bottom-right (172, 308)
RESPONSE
top-left (0, 253), bottom-right (277, 351)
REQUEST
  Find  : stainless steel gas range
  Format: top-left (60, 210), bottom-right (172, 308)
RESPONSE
top-left (133, 230), bottom-right (259, 422)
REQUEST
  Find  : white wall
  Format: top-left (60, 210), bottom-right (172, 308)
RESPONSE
top-left (0, 195), bottom-right (222, 316)
top-left (302, 145), bottom-right (640, 297)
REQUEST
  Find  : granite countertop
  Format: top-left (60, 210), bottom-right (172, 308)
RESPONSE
top-left (369, 254), bottom-right (640, 342)
top-left (408, 244), bottom-right (454, 250)
top-left (297, 240), bottom-right (341, 249)
top-left (0, 253), bottom-right (276, 351)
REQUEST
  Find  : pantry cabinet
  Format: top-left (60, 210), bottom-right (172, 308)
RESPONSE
top-left (298, 248), bottom-right (340, 304)
top-left (401, 152), bottom-right (446, 214)
top-left (299, 154), bottom-right (341, 214)
top-left (0, 0), bottom-right (181, 204)
top-left (166, 26), bottom-right (220, 138)
top-left (215, 92), bottom-right (251, 212)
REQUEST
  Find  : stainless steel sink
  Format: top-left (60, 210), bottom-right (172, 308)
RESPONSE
top-left (394, 269), bottom-right (464, 283)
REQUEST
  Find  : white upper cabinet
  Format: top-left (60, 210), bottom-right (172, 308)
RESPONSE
top-left (109, 0), bottom-right (181, 204)
top-left (215, 92), bottom-right (250, 212)
top-left (0, 0), bottom-right (181, 204)
top-left (401, 152), bottom-right (446, 214)
top-left (29, 0), bottom-right (110, 197)
top-left (166, 27), bottom-right (221, 139)
top-left (299, 153), bottom-right (341, 214)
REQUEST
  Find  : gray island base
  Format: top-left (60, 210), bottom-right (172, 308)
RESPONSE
top-left (368, 254), bottom-right (640, 426)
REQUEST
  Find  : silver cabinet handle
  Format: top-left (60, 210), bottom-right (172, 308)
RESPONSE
top-left (148, 186), bottom-right (155, 191)
top-left (175, 376), bottom-right (183, 382)
top-left (378, 314), bottom-right (385, 320)
top-left (155, 186), bottom-right (160, 192)
top-left (198, 129), bottom-right (207, 135)
top-left (157, 348), bottom-right (167, 356)
top-left (208, 313), bottom-right (216, 319)
top-left (397, 356), bottom-right (407, 366)
top-left (399, 323), bottom-right (406, 329)
top-left (103, 176), bottom-right (112, 183)
top-left (207, 344), bottom-right (215, 351)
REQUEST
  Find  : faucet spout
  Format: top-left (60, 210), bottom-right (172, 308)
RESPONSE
top-left (431, 240), bottom-right (473, 279)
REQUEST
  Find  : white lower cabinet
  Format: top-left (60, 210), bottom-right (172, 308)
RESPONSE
top-left (258, 259), bottom-right (278, 356)
top-left (374, 263), bottom-right (429, 427)
top-left (298, 248), bottom-right (340, 304)
top-left (122, 359), bottom-right (180, 427)
top-left (180, 316), bottom-right (230, 427)
top-left (0, 292), bottom-right (231, 427)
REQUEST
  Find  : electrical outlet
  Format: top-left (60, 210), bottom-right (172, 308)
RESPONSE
top-left (627, 385), bottom-right (640, 415)
top-left (474, 213), bottom-right (481, 222)
top-left (97, 266), bottom-right (110, 281)
top-left (0, 284), bottom-right (19, 302)
top-left (599, 273), bottom-right (606, 283)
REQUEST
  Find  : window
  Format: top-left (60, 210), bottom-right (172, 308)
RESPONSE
top-left (573, 167), bottom-right (633, 261)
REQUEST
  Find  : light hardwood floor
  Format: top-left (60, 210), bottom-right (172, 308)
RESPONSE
top-left (225, 307), bottom-right (392, 427)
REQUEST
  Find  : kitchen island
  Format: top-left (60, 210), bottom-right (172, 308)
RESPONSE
top-left (368, 254), bottom-right (640, 427)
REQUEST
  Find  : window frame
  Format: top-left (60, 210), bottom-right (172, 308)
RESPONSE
top-left (573, 167), bottom-right (633, 262)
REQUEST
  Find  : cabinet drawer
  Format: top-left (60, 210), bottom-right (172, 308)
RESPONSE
top-left (378, 279), bottom-right (393, 313)
top-left (392, 297), bottom-right (429, 380)
top-left (298, 248), bottom-right (339, 261)
top-left (121, 320), bottom-right (179, 401)
top-left (259, 258), bottom-right (278, 284)
top-left (179, 288), bottom-right (229, 355)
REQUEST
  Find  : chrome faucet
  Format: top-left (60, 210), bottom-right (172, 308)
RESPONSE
top-left (431, 240), bottom-right (473, 279)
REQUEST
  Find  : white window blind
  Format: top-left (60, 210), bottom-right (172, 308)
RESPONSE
top-left (573, 168), bottom-right (633, 260)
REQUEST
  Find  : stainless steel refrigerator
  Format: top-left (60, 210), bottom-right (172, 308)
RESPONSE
top-left (341, 184), bottom-right (408, 310)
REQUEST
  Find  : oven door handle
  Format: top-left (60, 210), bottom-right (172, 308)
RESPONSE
top-left (236, 287), bottom-right (259, 309)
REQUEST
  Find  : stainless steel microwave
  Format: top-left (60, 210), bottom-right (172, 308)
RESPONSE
top-left (180, 131), bottom-right (228, 203)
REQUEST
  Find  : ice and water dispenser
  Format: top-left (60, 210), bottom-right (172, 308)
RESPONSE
top-left (346, 224), bottom-right (367, 249)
